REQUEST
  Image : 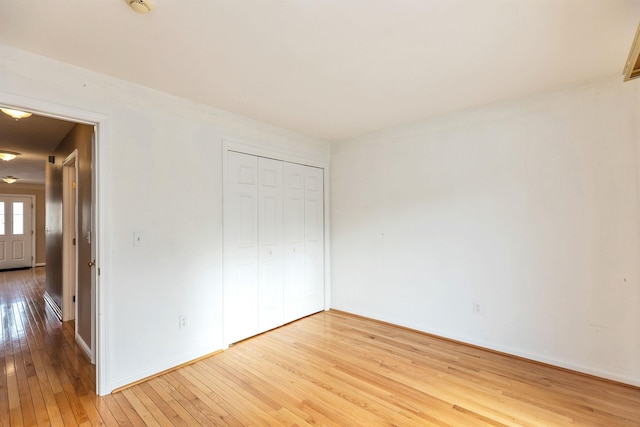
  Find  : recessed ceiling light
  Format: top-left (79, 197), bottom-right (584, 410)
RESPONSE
top-left (2, 176), bottom-right (18, 184)
top-left (0, 151), bottom-right (20, 161)
top-left (1, 108), bottom-right (32, 120)
top-left (126, 0), bottom-right (154, 14)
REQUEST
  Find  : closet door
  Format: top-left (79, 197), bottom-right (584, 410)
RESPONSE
top-left (303, 166), bottom-right (325, 314)
top-left (224, 151), bottom-right (259, 344)
top-left (225, 151), bottom-right (325, 344)
top-left (283, 163), bottom-right (306, 323)
top-left (283, 163), bottom-right (325, 322)
top-left (258, 157), bottom-right (284, 333)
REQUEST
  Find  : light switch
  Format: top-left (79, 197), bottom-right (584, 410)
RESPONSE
top-left (133, 231), bottom-right (144, 247)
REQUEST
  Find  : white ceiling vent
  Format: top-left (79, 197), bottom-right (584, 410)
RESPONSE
top-left (623, 23), bottom-right (640, 81)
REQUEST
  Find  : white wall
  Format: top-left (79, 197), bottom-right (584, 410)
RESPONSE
top-left (0, 44), bottom-right (329, 392)
top-left (331, 76), bottom-right (640, 386)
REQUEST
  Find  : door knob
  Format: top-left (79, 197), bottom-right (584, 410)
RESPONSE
top-left (88, 260), bottom-right (96, 267)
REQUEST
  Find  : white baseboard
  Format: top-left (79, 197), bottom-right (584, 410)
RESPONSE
top-left (110, 348), bottom-right (222, 391)
top-left (331, 305), bottom-right (640, 388)
top-left (35, 262), bottom-right (46, 267)
top-left (75, 333), bottom-right (93, 362)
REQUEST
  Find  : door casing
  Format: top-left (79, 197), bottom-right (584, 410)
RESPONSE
top-left (62, 151), bottom-right (78, 323)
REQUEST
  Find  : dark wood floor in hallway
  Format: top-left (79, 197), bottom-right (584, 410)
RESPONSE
top-left (2, 267), bottom-right (640, 426)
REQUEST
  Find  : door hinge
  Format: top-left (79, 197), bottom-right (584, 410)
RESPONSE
top-left (72, 295), bottom-right (76, 303)
top-left (98, 268), bottom-right (101, 276)
top-left (72, 237), bottom-right (76, 246)
top-left (72, 181), bottom-right (76, 190)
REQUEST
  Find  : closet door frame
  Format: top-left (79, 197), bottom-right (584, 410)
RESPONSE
top-left (222, 139), bottom-right (330, 348)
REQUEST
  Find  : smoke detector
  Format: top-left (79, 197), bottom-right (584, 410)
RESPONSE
top-left (127, 0), bottom-right (154, 14)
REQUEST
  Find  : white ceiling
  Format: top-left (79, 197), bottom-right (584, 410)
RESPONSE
top-left (1, 0), bottom-right (639, 142)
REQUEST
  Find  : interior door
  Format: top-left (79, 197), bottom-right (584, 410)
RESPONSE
top-left (303, 166), bottom-right (325, 314)
top-left (0, 195), bottom-right (34, 270)
top-left (283, 163), bottom-right (325, 321)
top-left (224, 151), bottom-right (259, 344)
top-left (283, 163), bottom-right (306, 323)
top-left (258, 157), bottom-right (284, 333)
top-left (90, 129), bottom-right (97, 363)
top-left (224, 150), bottom-right (325, 344)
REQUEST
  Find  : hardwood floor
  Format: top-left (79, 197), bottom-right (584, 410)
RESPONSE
top-left (2, 267), bottom-right (639, 426)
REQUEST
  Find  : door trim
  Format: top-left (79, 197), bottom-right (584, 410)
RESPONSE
top-left (0, 91), bottom-right (110, 395)
top-left (30, 195), bottom-right (35, 268)
top-left (62, 151), bottom-right (78, 323)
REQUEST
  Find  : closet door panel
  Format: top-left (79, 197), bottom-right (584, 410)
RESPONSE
top-left (258, 158), bottom-right (284, 333)
top-left (224, 152), bottom-right (259, 344)
top-left (304, 166), bottom-right (325, 314)
top-left (283, 162), bottom-right (306, 323)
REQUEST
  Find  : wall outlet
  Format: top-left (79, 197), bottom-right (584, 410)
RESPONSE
top-left (473, 303), bottom-right (482, 315)
top-left (179, 315), bottom-right (187, 329)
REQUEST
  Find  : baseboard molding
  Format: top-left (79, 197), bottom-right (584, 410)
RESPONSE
top-left (329, 308), bottom-right (640, 390)
top-left (35, 262), bottom-right (46, 267)
top-left (75, 333), bottom-right (93, 361)
top-left (111, 350), bottom-right (223, 394)
top-left (43, 292), bottom-right (62, 321)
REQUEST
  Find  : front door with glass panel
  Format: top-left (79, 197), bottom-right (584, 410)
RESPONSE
top-left (0, 195), bottom-right (34, 270)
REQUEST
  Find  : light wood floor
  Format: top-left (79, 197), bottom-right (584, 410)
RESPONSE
top-left (2, 267), bottom-right (640, 426)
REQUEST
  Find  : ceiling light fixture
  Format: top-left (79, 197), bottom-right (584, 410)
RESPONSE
top-left (2, 176), bottom-right (18, 184)
top-left (623, 22), bottom-right (640, 81)
top-left (1, 108), bottom-right (32, 120)
top-left (126, 0), bottom-right (154, 14)
top-left (0, 151), bottom-right (20, 161)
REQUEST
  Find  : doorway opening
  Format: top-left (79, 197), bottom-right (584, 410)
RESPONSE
top-left (0, 92), bottom-right (108, 395)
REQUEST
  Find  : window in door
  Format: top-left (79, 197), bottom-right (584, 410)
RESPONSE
top-left (13, 202), bottom-right (24, 235)
top-left (0, 201), bottom-right (5, 235)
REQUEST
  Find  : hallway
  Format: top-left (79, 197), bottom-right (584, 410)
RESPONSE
top-left (0, 267), bottom-right (103, 425)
